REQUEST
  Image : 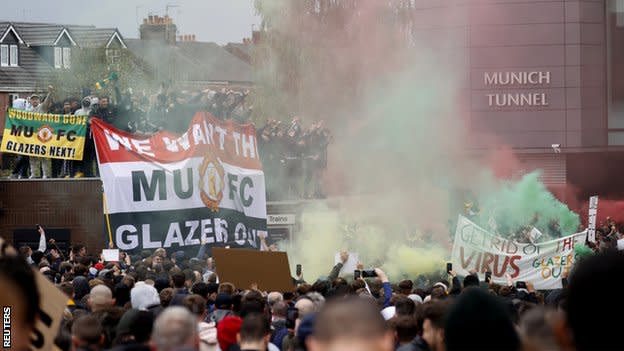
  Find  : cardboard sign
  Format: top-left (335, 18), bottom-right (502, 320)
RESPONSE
top-left (31, 271), bottom-right (69, 351)
top-left (102, 249), bottom-right (120, 262)
top-left (529, 227), bottom-right (543, 243)
top-left (212, 248), bottom-right (294, 292)
top-left (588, 196), bottom-right (599, 243)
top-left (334, 252), bottom-right (359, 277)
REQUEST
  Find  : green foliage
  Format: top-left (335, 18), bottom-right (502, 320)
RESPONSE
top-left (49, 47), bottom-right (152, 98)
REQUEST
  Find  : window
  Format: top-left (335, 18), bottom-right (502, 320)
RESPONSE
top-left (1, 44), bottom-right (18, 67)
top-left (106, 48), bottom-right (121, 65)
top-left (9, 45), bottom-right (18, 66)
top-left (54, 47), bottom-right (61, 68)
top-left (62, 47), bottom-right (71, 68)
top-left (54, 47), bottom-right (71, 69)
top-left (0, 45), bottom-right (7, 67)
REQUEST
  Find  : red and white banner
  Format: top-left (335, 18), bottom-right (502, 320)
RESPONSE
top-left (92, 112), bottom-right (267, 254)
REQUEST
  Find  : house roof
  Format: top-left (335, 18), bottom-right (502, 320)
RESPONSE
top-left (224, 42), bottom-right (252, 63)
top-left (125, 39), bottom-right (252, 84)
top-left (0, 24), bottom-right (24, 44)
top-left (0, 22), bottom-right (125, 91)
top-left (0, 44), bottom-right (54, 91)
top-left (70, 28), bottom-right (126, 48)
top-left (0, 21), bottom-right (250, 91)
top-left (0, 22), bottom-right (79, 46)
top-left (177, 41), bottom-right (252, 83)
top-left (0, 22), bottom-right (125, 48)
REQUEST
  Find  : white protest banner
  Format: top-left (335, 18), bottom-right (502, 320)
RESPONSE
top-left (588, 196), bottom-right (598, 243)
top-left (334, 252), bottom-right (359, 277)
top-left (102, 249), bottom-right (120, 262)
top-left (451, 215), bottom-right (587, 290)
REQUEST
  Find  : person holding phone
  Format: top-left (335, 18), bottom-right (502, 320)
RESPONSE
top-left (294, 264), bottom-right (306, 285)
top-left (446, 263), bottom-right (463, 295)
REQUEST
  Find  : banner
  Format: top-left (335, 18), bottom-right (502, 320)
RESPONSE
top-left (451, 215), bottom-right (587, 290)
top-left (587, 195), bottom-right (598, 243)
top-left (92, 111), bottom-right (267, 254)
top-left (0, 108), bottom-right (86, 160)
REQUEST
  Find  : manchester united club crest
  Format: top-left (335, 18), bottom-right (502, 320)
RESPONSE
top-left (199, 154), bottom-right (225, 211)
top-left (36, 125), bottom-right (54, 143)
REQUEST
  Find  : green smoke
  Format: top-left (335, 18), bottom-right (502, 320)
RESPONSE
top-left (478, 171), bottom-right (580, 237)
top-left (256, 1), bottom-right (582, 281)
top-left (283, 202), bottom-right (448, 281)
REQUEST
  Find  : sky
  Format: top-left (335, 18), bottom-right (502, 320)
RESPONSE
top-left (1, 0), bottom-right (261, 44)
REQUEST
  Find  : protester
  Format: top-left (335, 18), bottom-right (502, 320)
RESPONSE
top-left (182, 295), bottom-right (218, 351)
top-left (72, 315), bottom-right (106, 351)
top-left (0, 252), bottom-right (39, 351)
top-left (109, 309), bottom-right (154, 351)
top-left (239, 314), bottom-right (272, 351)
top-left (3, 83), bottom-right (330, 203)
top-left (307, 297), bottom-right (394, 351)
top-left (26, 86), bottom-right (55, 178)
top-left (152, 307), bottom-right (199, 351)
top-left (3, 83), bottom-right (271, 174)
top-left (565, 250), bottom-right (624, 351)
top-left (89, 285), bottom-right (115, 313)
top-left (4, 220), bottom-right (622, 351)
top-left (257, 117), bottom-right (330, 200)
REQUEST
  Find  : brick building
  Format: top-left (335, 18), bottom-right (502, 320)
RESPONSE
top-left (405, 1), bottom-right (624, 199)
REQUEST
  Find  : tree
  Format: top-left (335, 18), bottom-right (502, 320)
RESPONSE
top-left (49, 47), bottom-right (153, 101)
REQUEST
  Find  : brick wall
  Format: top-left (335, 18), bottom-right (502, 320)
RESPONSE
top-left (0, 179), bottom-right (306, 255)
top-left (0, 92), bottom-right (8, 135)
top-left (0, 179), bottom-right (106, 254)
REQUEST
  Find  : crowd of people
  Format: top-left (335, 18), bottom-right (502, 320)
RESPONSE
top-left (1, 225), bottom-right (621, 351)
top-left (257, 118), bottom-right (330, 200)
top-left (1, 83), bottom-right (331, 199)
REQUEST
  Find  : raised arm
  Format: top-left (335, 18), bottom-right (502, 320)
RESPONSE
top-left (37, 225), bottom-right (46, 253)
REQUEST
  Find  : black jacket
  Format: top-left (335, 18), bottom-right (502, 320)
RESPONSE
top-left (396, 336), bottom-right (431, 351)
top-left (106, 343), bottom-right (151, 351)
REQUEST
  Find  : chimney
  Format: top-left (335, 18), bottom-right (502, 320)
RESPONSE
top-left (252, 30), bottom-right (262, 44)
top-left (140, 14), bottom-right (177, 45)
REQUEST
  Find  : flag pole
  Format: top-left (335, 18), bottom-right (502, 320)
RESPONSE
top-left (102, 191), bottom-right (114, 248)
